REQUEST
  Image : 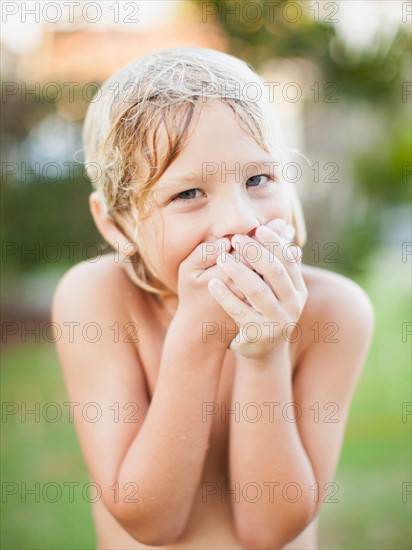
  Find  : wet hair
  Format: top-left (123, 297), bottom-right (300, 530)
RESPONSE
top-left (82, 46), bottom-right (307, 298)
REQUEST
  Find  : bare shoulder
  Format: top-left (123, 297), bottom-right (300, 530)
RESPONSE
top-left (301, 263), bottom-right (375, 318)
top-left (51, 253), bottom-right (145, 321)
top-left (298, 263), bottom-right (376, 359)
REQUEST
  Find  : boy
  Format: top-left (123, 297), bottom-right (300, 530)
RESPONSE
top-left (52, 47), bottom-right (374, 549)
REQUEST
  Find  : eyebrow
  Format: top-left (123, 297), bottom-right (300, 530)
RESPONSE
top-left (165, 172), bottom-right (206, 186)
top-left (160, 159), bottom-right (277, 188)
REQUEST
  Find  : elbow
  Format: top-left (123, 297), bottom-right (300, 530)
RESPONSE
top-left (236, 494), bottom-right (315, 550)
top-left (119, 519), bottom-right (185, 547)
top-left (127, 530), bottom-right (184, 547)
top-left (112, 503), bottom-right (187, 546)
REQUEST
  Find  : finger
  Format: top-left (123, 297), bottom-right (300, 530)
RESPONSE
top-left (254, 226), bottom-right (305, 292)
top-left (232, 231), bottom-right (276, 282)
top-left (215, 265), bottom-right (250, 304)
top-left (191, 238), bottom-right (230, 276)
top-left (229, 247), bottom-right (260, 276)
top-left (217, 251), bottom-right (279, 315)
top-left (263, 218), bottom-right (303, 272)
top-left (244, 220), bottom-right (296, 265)
top-left (198, 247), bottom-right (249, 304)
top-left (207, 278), bottom-right (258, 324)
top-left (265, 218), bottom-right (296, 243)
top-left (231, 233), bottom-right (297, 302)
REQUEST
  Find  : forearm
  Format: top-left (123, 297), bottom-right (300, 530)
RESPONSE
top-left (117, 316), bottom-right (226, 543)
top-left (229, 345), bottom-right (316, 549)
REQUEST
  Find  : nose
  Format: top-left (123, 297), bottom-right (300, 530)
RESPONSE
top-left (212, 197), bottom-right (260, 241)
top-left (223, 227), bottom-right (257, 240)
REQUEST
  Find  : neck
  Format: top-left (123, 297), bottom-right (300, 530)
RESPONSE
top-left (152, 292), bottom-right (179, 319)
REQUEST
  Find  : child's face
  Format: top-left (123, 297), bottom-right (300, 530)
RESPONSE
top-left (138, 100), bottom-right (293, 296)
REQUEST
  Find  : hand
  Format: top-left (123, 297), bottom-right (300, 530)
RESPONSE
top-left (174, 238), bottom-right (248, 349)
top-left (208, 222), bottom-right (307, 361)
top-left (225, 218), bottom-right (297, 279)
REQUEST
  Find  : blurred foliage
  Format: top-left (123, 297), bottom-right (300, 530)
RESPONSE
top-left (1, 176), bottom-right (103, 275)
top-left (1, 0), bottom-right (411, 282)
top-left (1, 84), bottom-right (104, 278)
top-left (353, 120), bottom-right (411, 205)
top-left (196, 0), bottom-right (410, 103)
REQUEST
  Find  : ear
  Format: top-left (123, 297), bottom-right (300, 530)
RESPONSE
top-left (89, 192), bottom-right (138, 258)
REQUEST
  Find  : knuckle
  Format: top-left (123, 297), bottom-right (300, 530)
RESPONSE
top-left (248, 283), bottom-right (270, 300)
top-left (268, 262), bottom-right (284, 277)
top-left (231, 306), bottom-right (246, 319)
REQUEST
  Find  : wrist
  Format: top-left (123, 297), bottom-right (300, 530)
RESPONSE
top-left (233, 342), bottom-right (291, 369)
top-left (169, 308), bottom-right (229, 354)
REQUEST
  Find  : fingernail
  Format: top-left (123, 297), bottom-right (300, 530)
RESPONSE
top-left (256, 225), bottom-right (272, 238)
top-left (232, 234), bottom-right (247, 246)
top-left (273, 219), bottom-right (286, 230)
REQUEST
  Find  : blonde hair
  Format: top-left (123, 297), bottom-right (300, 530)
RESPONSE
top-left (82, 46), bottom-right (307, 298)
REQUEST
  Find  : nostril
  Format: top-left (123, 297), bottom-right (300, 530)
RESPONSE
top-left (223, 228), bottom-right (258, 242)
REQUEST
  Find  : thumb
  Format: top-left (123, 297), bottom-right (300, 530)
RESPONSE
top-left (191, 238), bottom-right (231, 272)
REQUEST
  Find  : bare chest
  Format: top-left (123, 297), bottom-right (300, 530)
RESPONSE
top-left (135, 307), bottom-right (304, 475)
top-left (92, 263), bottom-right (320, 549)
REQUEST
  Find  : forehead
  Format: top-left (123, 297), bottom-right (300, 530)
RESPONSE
top-left (155, 101), bottom-right (268, 180)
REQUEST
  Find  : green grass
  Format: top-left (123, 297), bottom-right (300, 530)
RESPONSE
top-left (1, 245), bottom-right (411, 549)
top-left (318, 246), bottom-right (411, 549)
top-left (1, 343), bottom-right (95, 550)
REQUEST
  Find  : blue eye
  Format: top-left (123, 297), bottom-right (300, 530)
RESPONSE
top-left (171, 174), bottom-right (274, 204)
top-left (173, 189), bottom-right (202, 203)
top-left (178, 189), bottom-right (197, 200)
top-left (247, 174), bottom-right (270, 187)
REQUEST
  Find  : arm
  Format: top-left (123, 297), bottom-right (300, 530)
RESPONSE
top-left (117, 311), bottom-right (227, 544)
top-left (51, 261), bottom-right (226, 546)
top-left (207, 223), bottom-right (375, 549)
top-left (292, 277), bottom-right (375, 518)
top-left (229, 345), bottom-right (316, 550)
top-left (229, 277), bottom-right (375, 549)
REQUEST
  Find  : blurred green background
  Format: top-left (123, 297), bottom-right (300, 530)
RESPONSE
top-left (1, 0), bottom-right (411, 548)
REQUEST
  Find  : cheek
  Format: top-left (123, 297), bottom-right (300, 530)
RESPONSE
top-left (261, 192), bottom-right (293, 222)
top-left (279, 184), bottom-right (295, 214)
top-left (160, 220), bottom-right (201, 273)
